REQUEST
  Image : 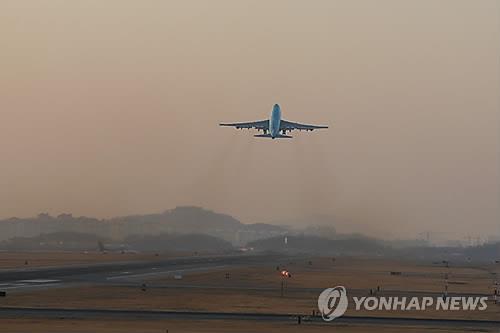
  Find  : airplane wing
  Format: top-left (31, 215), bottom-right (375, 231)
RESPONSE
top-left (219, 120), bottom-right (269, 130)
top-left (280, 120), bottom-right (329, 132)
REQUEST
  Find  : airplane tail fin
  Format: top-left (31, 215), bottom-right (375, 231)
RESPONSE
top-left (254, 134), bottom-right (293, 139)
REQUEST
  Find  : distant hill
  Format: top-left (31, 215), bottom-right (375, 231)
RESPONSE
top-left (0, 232), bottom-right (108, 251)
top-left (0, 213), bottom-right (106, 242)
top-left (1, 210), bottom-right (499, 262)
top-left (0, 207), bottom-right (288, 245)
top-left (108, 206), bottom-right (243, 242)
top-left (0, 231), bottom-right (234, 253)
top-left (125, 233), bottom-right (234, 253)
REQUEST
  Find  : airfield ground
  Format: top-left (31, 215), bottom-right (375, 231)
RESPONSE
top-left (1, 253), bottom-right (499, 332)
top-left (0, 251), bottom-right (183, 269)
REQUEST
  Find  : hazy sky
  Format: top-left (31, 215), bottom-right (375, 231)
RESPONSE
top-left (1, 0), bottom-right (499, 238)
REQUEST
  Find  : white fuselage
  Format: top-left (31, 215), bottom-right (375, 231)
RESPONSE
top-left (269, 104), bottom-right (282, 138)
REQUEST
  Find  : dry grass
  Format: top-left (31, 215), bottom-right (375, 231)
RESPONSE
top-left (0, 251), bottom-right (186, 269)
top-left (150, 257), bottom-right (500, 296)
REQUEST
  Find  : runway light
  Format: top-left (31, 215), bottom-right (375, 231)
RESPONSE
top-left (281, 270), bottom-right (292, 278)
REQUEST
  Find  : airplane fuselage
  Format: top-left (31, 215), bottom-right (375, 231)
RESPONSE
top-left (269, 104), bottom-right (282, 139)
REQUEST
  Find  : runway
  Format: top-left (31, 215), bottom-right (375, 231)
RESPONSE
top-left (0, 253), bottom-right (283, 292)
top-left (0, 307), bottom-right (499, 329)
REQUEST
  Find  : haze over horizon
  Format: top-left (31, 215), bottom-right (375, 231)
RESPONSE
top-left (1, 1), bottom-right (499, 239)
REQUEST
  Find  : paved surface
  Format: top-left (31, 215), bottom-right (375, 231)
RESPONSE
top-left (0, 253), bottom-right (282, 292)
top-left (0, 307), bottom-right (499, 329)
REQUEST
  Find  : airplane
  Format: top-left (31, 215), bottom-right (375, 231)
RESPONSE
top-left (98, 241), bottom-right (139, 254)
top-left (220, 104), bottom-right (328, 139)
